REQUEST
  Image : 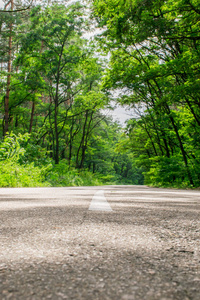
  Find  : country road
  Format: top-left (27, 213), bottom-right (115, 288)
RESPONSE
top-left (0, 185), bottom-right (200, 300)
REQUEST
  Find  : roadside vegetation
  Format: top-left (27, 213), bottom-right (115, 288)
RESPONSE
top-left (0, 0), bottom-right (199, 188)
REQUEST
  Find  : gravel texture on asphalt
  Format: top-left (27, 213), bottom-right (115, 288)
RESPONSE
top-left (0, 185), bottom-right (199, 300)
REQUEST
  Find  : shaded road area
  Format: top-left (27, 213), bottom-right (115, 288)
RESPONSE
top-left (0, 185), bottom-right (200, 299)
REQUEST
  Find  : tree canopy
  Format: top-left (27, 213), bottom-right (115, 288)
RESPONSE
top-left (91, 0), bottom-right (200, 187)
top-left (0, 0), bottom-right (199, 187)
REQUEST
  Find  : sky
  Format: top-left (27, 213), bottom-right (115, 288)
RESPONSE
top-left (108, 106), bottom-right (132, 125)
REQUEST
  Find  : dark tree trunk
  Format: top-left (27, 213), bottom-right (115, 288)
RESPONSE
top-left (165, 104), bottom-right (194, 186)
top-left (4, 0), bottom-right (13, 136)
top-left (29, 101), bottom-right (35, 133)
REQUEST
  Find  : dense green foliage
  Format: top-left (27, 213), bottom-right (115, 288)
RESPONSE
top-left (0, 133), bottom-right (50, 187)
top-left (92, 0), bottom-right (200, 188)
top-left (0, 130), bottom-right (140, 187)
top-left (0, 0), bottom-right (199, 188)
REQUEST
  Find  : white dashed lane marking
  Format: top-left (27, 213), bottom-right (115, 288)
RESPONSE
top-left (89, 190), bottom-right (113, 212)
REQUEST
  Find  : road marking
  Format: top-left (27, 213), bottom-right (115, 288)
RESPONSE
top-left (89, 190), bottom-right (113, 212)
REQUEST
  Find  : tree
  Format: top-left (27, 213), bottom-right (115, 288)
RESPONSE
top-left (11, 3), bottom-right (111, 167)
top-left (92, 0), bottom-right (200, 187)
top-left (0, 0), bottom-right (34, 12)
top-left (15, 3), bottom-right (87, 163)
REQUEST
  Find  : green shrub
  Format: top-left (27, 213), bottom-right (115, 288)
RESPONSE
top-left (0, 133), bottom-right (51, 187)
top-left (0, 160), bottom-right (50, 187)
top-left (47, 160), bottom-right (104, 186)
top-left (144, 156), bottom-right (195, 188)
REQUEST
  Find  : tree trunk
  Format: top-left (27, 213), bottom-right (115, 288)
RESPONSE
top-left (29, 101), bottom-right (35, 133)
top-left (76, 111), bottom-right (88, 168)
top-left (143, 123), bottom-right (158, 156)
top-left (165, 104), bottom-right (194, 186)
top-left (53, 43), bottom-right (64, 164)
top-left (4, 0), bottom-right (13, 136)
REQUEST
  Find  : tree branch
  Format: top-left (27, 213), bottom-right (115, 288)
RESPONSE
top-left (0, 0), bottom-right (34, 12)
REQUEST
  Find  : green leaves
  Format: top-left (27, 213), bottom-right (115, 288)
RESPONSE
top-left (0, 133), bottom-right (51, 187)
top-left (0, 133), bottom-right (29, 162)
top-left (92, 0), bottom-right (200, 187)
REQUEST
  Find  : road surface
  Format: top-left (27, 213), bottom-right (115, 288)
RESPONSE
top-left (0, 185), bottom-right (200, 300)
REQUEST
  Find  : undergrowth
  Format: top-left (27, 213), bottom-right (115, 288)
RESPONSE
top-left (0, 134), bottom-right (109, 187)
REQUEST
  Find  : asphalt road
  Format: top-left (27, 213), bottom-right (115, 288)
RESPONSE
top-left (0, 185), bottom-right (200, 300)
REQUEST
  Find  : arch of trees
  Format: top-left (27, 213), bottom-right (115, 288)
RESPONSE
top-left (0, 0), bottom-right (199, 187)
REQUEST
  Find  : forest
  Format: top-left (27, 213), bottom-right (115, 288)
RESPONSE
top-left (0, 0), bottom-right (199, 188)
